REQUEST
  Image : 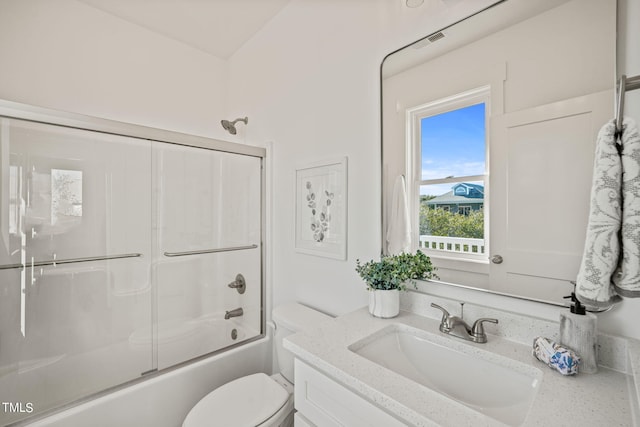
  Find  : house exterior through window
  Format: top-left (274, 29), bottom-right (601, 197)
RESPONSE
top-left (407, 86), bottom-right (489, 261)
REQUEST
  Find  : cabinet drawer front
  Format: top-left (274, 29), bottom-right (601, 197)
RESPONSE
top-left (294, 359), bottom-right (406, 427)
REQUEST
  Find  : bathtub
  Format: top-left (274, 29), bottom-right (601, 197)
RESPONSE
top-left (129, 315), bottom-right (260, 370)
top-left (22, 335), bottom-right (270, 427)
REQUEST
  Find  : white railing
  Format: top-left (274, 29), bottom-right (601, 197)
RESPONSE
top-left (419, 235), bottom-right (485, 255)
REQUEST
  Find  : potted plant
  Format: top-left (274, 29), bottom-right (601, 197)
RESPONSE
top-left (355, 251), bottom-right (438, 318)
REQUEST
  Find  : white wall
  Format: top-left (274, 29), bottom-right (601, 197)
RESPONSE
top-left (0, 0), bottom-right (229, 139)
top-left (230, 0), bottom-right (640, 340)
top-left (619, 0), bottom-right (640, 120)
top-left (227, 0), bottom-right (500, 315)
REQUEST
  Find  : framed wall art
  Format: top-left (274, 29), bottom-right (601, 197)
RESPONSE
top-left (295, 157), bottom-right (347, 260)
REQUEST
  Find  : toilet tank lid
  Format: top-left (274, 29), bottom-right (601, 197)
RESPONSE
top-left (272, 303), bottom-right (331, 332)
top-left (182, 373), bottom-right (288, 427)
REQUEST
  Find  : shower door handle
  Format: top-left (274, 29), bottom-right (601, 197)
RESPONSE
top-left (0, 253), bottom-right (142, 270)
top-left (164, 244), bottom-right (258, 257)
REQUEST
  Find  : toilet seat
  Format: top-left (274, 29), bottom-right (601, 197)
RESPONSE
top-left (182, 373), bottom-right (290, 427)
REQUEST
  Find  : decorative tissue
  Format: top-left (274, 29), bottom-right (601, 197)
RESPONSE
top-left (533, 336), bottom-right (580, 375)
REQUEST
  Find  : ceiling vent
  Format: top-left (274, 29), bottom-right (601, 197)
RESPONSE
top-left (411, 31), bottom-right (445, 49)
top-left (427, 32), bottom-right (445, 43)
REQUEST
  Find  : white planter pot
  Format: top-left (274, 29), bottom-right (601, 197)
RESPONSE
top-left (368, 289), bottom-right (400, 318)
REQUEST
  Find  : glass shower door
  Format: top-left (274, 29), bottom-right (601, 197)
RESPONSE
top-left (154, 143), bottom-right (262, 369)
top-left (0, 105), bottom-right (266, 425)
top-left (0, 119), bottom-right (153, 425)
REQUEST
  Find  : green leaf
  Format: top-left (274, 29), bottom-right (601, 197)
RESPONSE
top-left (355, 251), bottom-right (438, 291)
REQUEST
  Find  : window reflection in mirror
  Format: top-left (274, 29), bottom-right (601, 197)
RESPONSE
top-left (409, 88), bottom-right (488, 261)
top-left (51, 168), bottom-right (83, 226)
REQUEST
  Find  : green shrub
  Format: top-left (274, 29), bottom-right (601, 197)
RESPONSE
top-left (420, 205), bottom-right (484, 239)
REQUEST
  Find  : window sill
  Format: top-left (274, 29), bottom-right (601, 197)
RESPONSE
top-left (422, 250), bottom-right (490, 275)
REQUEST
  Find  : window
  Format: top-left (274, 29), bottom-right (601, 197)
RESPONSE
top-left (51, 168), bottom-right (83, 225)
top-left (407, 87), bottom-right (489, 260)
top-left (458, 206), bottom-right (471, 216)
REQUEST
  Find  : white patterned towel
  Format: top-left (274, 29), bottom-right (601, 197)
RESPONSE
top-left (577, 118), bottom-right (640, 309)
top-left (613, 118), bottom-right (640, 296)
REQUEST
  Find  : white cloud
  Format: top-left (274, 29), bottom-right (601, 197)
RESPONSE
top-left (421, 160), bottom-right (484, 180)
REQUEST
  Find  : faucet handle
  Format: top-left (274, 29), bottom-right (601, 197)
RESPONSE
top-left (431, 303), bottom-right (450, 325)
top-left (471, 318), bottom-right (498, 339)
top-left (227, 274), bottom-right (246, 294)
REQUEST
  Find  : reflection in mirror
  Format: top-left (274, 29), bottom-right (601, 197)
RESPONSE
top-left (382, 0), bottom-right (616, 305)
top-left (51, 168), bottom-right (83, 226)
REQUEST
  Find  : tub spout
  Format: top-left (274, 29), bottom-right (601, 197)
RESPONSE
top-left (224, 307), bottom-right (243, 320)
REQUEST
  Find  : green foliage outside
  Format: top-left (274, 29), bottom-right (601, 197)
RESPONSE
top-left (420, 203), bottom-right (484, 239)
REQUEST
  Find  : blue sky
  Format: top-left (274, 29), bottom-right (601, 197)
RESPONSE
top-left (420, 102), bottom-right (485, 196)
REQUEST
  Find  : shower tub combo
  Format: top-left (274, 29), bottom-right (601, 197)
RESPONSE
top-left (0, 100), bottom-right (268, 426)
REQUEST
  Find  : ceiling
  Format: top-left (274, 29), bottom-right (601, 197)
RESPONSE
top-left (77, 0), bottom-right (292, 60)
top-left (382, 0), bottom-right (569, 78)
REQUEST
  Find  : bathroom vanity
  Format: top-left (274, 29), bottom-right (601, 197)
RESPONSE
top-left (285, 299), bottom-right (640, 426)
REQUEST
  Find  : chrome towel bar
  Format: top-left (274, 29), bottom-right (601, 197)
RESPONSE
top-left (0, 253), bottom-right (142, 271)
top-left (615, 74), bottom-right (640, 135)
top-left (163, 244), bottom-right (258, 257)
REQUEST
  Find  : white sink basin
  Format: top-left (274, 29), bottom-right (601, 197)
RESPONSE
top-left (348, 324), bottom-right (542, 426)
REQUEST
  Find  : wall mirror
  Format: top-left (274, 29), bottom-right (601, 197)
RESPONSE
top-left (381, 0), bottom-right (616, 305)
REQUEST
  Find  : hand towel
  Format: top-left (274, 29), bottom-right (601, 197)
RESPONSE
top-left (386, 175), bottom-right (411, 255)
top-left (576, 118), bottom-right (640, 309)
top-left (576, 120), bottom-right (622, 309)
top-left (612, 118), bottom-right (640, 297)
top-left (532, 336), bottom-right (580, 376)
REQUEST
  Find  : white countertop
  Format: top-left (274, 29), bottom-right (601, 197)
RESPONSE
top-left (284, 308), bottom-right (635, 427)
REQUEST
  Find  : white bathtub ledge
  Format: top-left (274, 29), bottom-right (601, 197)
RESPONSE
top-left (284, 308), bottom-right (635, 427)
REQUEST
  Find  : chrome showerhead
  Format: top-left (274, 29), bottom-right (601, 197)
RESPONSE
top-left (221, 116), bottom-right (248, 135)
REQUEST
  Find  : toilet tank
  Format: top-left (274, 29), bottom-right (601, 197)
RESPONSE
top-left (272, 303), bottom-right (330, 383)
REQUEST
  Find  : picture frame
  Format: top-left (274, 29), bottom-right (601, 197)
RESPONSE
top-left (295, 157), bottom-right (347, 260)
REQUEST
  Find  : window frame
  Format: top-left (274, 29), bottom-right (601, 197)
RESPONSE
top-left (406, 86), bottom-right (490, 264)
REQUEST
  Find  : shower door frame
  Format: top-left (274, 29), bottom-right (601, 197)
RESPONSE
top-left (0, 99), bottom-right (267, 425)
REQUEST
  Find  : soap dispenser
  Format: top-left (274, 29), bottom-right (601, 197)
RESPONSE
top-left (559, 293), bottom-right (598, 373)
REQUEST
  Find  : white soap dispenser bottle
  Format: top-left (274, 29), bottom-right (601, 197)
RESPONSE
top-left (559, 292), bottom-right (598, 373)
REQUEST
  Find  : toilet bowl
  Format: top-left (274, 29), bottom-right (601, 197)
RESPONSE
top-left (182, 303), bottom-right (330, 427)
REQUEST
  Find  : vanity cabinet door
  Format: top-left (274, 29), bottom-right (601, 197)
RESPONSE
top-left (294, 359), bottom-right (407, 427)
top-left (490, 90), bottom-right (611, 301)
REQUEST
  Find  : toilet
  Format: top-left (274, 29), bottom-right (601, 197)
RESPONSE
top-left (182, 303), bottom-right (330, 427)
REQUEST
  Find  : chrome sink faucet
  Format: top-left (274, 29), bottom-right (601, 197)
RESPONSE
top-left (431, 303), bottom-right (498, 344)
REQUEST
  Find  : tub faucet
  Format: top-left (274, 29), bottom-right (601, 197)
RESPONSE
top-left (431, 303), bottom-right (498, 344)
top-left (224, 307), bottom-right (243, 320)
